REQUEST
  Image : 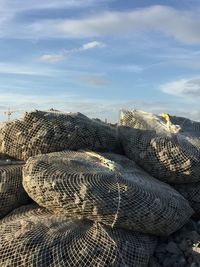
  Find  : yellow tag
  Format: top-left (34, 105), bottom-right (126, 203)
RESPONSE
top-left (161, 113), bottom-right (170, 122)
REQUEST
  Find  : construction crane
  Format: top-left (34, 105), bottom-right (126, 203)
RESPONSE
top-left (1, 108), bottom-right (25, 121)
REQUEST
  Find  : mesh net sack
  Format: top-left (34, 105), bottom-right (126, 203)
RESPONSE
top-left (0, 158), bottom-right (30, 219)
top-left (173, 182), bottom-right (200, 219)
top-left (118, 110), bottom-right (200, 184)
top-left (0, 204), bottom-right (157, 267)
top-left (23, 151), bottom-right (193, 236)
top-left (0, 110), bottom-right (120, 161)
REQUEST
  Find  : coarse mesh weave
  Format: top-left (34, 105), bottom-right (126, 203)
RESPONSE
top-left (118, 110), bottom-right (200, 184)
top-left (170, 115), bottom-right (200, 147)
top-left (0, 204), bottom-right (157, 267)
top-left (0, 159), bottom-right (30, 219)
top-left (23, 151), bottom-right (193, 236)
top-left (0, 110), bottom-right (120, 161)
top-left (173, 182), bottom-right (200, 219)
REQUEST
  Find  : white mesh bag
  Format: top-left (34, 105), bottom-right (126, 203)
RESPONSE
top-left (0, 204), bottom-right (157, 267)
top-left (23, 151), bottom-right (193, 236)
top-left (0, 158), bottom-right (30, 219)
top-left (0, 110), bottom-right (120, 161)
top-left (119, 110), bottom-right (200, 184)
top-left (174, 182), bottom-right (200, 218)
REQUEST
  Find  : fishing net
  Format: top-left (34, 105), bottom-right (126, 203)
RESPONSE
top-left (0, 110), bottom-right (120, 161)
top-left (173, 182), bottom-right (200, 218)
top-left (0, 159), bottom-right (30, 219)
top-left (0, 204), bottom-right (157, 267)
top-left (118, 110), bottom-right (200, 184)
top-left (23, 151), bottom-right (193, 236)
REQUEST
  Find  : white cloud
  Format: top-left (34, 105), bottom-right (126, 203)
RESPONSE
top-left (0, 0), bottom-right (110, 12)
top-left (0, 63), bottom-right (52, 76)
top-left (160, 77), bottom-right (200, 97)
top-left (1, 4), bottom-right (200, 44)
top-left (0, 0), bottom-right (114, 37)
top-left (38, 54), bottom-right (66, 63)
top-left (0, 98), bottom-right (166, 122)
top-left (0, 94), bottom-right (199, 123)
top-left (38, 41), bottom-right (105, 63)
top-left (0, 3), bottom-right (200, 45)
top-left (80, 41), bottom-right (105, 50)
top-left (79, 75), bottom-right (109, 86)
top-left (0, 92), bottom-right (76, 108)
top-left (24, 5), bottom-right (200, 44)
top-left (68, 41), bottom-right (105, 53)
top-left (116, 64), bottom-right (143, 73)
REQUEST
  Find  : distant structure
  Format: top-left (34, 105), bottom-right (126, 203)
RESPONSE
top-left (3, 108), bottom-right (24, 121)
top-left (48, 108), bottom-right (60, 112)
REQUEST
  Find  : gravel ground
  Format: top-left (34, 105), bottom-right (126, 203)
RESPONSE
top-left (149, 219), bottom-right (200, 267)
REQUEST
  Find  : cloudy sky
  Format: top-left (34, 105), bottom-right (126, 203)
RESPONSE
top-left (1, 0), bottom-right (200, 122)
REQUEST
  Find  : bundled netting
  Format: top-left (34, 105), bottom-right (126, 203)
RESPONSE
top-left (170, 115), bottom-right (200, 132)
top-left (170, 115), bottom-right (200, 147)
top-left (118, 110), bottom-right (200, 184)
top-left (0, 159), bottom-right (30, 219)
top-left (0, 110), bottom-right (120, 161)
top-left (0, 204), bottom-right (157, 267)
top-left (23, 151), bottom-right (193, 236)
top-left (173, 182), bottom-right (200, 218)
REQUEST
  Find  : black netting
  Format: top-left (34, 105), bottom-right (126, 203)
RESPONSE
top-left (0, 111), bottom-right (120, 161)
top-left (118, 110), bottom-right (200, 184)
top-left (0, 205), bottom-right (157, 267)
top-left (23, 151), bottom-right (193, 236)
top-left (0, 159), bottom-right (30, 219)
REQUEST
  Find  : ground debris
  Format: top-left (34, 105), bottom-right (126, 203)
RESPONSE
top-left (149, 219), bottom-right (200, 267)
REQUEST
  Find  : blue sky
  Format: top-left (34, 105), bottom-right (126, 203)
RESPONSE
top-left (1, 0), bottom-right (200, 122)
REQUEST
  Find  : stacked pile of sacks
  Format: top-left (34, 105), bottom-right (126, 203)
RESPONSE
top-left (0, 109), bottom-right (197, 266)
top-left (119, 110), bottom-right (200, 266)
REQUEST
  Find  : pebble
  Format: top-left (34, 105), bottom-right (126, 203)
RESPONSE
top-left (166, 241), bottom-right (181, 254)
top-left (150, 219), bottom-right (200, 267)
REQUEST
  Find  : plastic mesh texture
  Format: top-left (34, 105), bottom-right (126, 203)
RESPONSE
top-left (173, 182), bottom-right (200, 219)
top-left (170, 115), bottom-right (200, 147)
top-left (118, 110), bottom-right (200, 184)
top-left (0, 204), bottom-right (157, 267)
top-left (0, 159), bottom-right (30, 219)
top-left (0, 110), bottom-right (120, 161)
top-left (23, 151), bottom-right (193, 236)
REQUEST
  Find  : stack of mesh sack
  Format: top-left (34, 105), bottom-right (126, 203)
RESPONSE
top-left (170, 115), bottom-right (200, 218)
top-left (0, 204), bottom-right (157, 267)
top-left (119, 109), bottom-right (200, 218)
top-left (13, 151), bottom-right (193, 266)
top-left (0, 110), bottom-right (194, 266)
top-left (0, 110), bottom-right (121, 161)
top-left (0, 122), bottom-right (30, 218)
top-left (0, 154), bottom-right (30, 219)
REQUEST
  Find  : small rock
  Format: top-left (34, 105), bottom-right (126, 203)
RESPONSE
top-left (148, 257), bottom-right (161, 267)
top-left (179, 240), bottom-right (189, 252)
top-left (156, 243), bottom-right (167, 253)
top-left (166, 241), bottom-right (181, 254)
top-left (156, 252), bottom-right (166, 264)
top-left (173, 262), bottom-right (186, 267)
top-left (163, 257), bottom-right (177, 267)
top-left (186, 231), bottom-right (200, 243)
top-left (177, 256), bottom-right (187, 265)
